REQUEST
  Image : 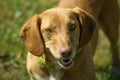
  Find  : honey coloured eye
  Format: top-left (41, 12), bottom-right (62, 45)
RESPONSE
top-left (45, 28), bottom-right (52, 33)
top-left (69, 24), bottom-right (76, 31)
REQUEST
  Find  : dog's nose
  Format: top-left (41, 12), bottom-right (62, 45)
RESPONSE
top-left (60, 48), bottom-right (72, 58)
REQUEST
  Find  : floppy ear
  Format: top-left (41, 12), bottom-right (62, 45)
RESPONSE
top-left (73, 7), bottom-right (96, 47)
top-left (20, 15), bottom-right (44, 56)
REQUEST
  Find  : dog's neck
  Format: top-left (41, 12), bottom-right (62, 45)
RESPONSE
top-left (39, 48), bottom-right (82, 79)
top-left (40, 49), bottom-right (64, 80)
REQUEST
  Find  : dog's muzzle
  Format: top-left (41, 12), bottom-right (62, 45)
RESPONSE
top-left (58, 48), bottom-right (81, 68)
top-left (58, 57), bottom-right (73, 68)
top-left (57, 48), bottom-right (74, 68)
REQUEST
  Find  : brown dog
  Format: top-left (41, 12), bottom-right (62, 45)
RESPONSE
top-left (20, 0), bottom-right (119, 80)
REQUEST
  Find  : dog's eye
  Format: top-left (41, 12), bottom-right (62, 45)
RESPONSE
top-left (45, 28), bottom-right (52, 33)
top-left (69, 24), bottom-right (76, 31)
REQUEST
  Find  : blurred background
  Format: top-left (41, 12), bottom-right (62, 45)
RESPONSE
top-left (0, 0), bottom-right (120, 80)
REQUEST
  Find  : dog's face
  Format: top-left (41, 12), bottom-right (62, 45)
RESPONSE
top-left (20, 7), bottom-right (95, 68)
top-left (40, 8), bottom-right (80, 68)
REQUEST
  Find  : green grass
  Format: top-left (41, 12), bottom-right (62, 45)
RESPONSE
top-left (0, 0), bottom-right (120, 80)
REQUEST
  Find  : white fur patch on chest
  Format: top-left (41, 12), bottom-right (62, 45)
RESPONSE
top-left (33, 72), bottom-right (48, 80)
top-left (49, 70), bottom-right (61, 80)
top-left (33, 70), bottom-right (61, 80)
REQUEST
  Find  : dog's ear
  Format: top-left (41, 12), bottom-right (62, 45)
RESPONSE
top-left (73, 7), bottom-right (96, 47)
top-left (20, 15), bottom-right (44, 56)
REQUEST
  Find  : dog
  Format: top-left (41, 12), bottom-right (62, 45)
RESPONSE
top-left (20, 0), bottom-right (119, 80)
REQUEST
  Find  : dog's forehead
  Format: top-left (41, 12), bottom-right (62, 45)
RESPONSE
top-left (40, 8), bottom-right (76, 29)
top-left (40, 8), bottom-right (74, 19)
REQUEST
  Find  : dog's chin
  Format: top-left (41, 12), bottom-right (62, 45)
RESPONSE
top-left (58, 58), bottom-right (74, 69)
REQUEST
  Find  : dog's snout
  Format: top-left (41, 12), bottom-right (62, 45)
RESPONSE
top-left (60, 48), bottom-right (72, 58)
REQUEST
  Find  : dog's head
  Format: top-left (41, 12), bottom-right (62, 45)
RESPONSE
top-left (20, 7), bottom-right (95, 69)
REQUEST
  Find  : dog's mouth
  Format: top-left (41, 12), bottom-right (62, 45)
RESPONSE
top-left (58, 58), bottom-right (73, 68)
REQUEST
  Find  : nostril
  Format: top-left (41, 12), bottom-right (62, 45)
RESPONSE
top-left (61, 50), bottom-right (72, 58)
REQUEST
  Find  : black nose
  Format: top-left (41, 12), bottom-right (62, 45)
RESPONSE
top-left (60, 48), bottom-right (72, 58)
